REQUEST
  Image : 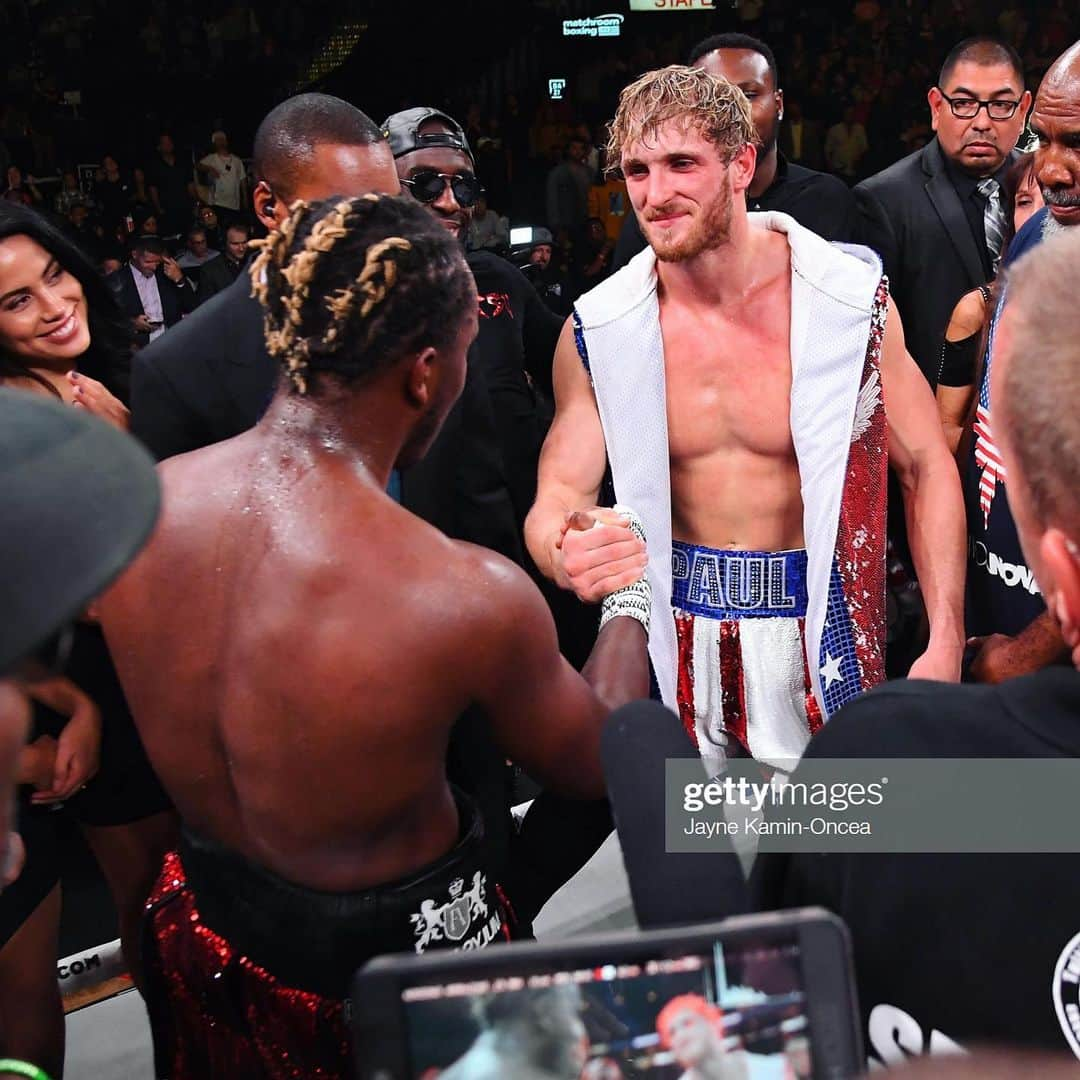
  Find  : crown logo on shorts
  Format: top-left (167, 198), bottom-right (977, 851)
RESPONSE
top-left (448, 878), bottom-right (464, 899)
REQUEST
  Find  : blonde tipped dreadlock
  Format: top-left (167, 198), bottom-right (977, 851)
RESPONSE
top-left (324, 237), bottom-right (412, 344)
top-left (252, 192), bottom-right (474, 396)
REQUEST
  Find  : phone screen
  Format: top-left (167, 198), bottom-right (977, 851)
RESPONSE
top-left (401, 932), bottom-right (812, 1078)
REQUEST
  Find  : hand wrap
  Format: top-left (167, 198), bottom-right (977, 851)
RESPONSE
top-left (599, 504), bottom-right (651, 637)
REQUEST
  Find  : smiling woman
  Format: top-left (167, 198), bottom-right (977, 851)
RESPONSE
top-left (0, 203), bottom-right (133, 430)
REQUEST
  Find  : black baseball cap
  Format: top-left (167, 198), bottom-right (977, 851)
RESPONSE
top-left (382, 107), bottom-right (474, 165)
top-left (0, 390), bottom-right (160, 675)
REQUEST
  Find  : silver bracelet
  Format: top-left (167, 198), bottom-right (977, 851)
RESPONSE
top-left (599, 504), bottom-right (651, 636)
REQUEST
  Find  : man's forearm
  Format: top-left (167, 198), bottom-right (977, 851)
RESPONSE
top-left (524, 496), bottom-right (570, 581)
top-left (902, 453), bottom-right (967, 647)
top-left (582, 618), bottom-right (651, 711)
top-left (1014, 610), bottom-right (1069, 668)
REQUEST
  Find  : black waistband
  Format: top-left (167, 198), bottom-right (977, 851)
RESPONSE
top-left (180, 787), bottom-right (500, 998)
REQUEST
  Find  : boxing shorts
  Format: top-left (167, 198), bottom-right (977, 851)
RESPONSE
top-left (143, 788), bottom-right (511, 1079)
top-left (672, 541), bottom-right (823, 768)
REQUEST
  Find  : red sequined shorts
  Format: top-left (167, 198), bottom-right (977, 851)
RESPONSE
top-left (143, 791), bottom-right (510, 1079)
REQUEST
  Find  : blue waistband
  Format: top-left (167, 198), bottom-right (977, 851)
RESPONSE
top-left (671, 540), bottom-right (809, 620)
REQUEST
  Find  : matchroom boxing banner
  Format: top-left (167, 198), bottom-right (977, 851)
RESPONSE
top-left (665, 759), bottom-right (1080, 853)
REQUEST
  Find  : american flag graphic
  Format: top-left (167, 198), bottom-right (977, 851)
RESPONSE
top-left (974, 286), bottom-right (1008, 527)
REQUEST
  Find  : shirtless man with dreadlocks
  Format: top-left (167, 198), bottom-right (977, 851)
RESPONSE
top-left (101, 194), bottom-right (649, 1079)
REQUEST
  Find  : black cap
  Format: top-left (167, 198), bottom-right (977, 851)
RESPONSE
top-left (382, 107), bottom-right (474, 165)
top-left (0, 390), bottom-right (160, 674)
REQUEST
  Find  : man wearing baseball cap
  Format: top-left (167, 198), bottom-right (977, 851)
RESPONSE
top-left (383, 105), bottom-right (562, 532)
top-left (384, 107), bottom-right (614, 929)
top-left (0, 390), bottom-right (159, 1080)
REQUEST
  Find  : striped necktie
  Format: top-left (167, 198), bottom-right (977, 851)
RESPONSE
top-left (977, 177), bottom-right (1006, 269)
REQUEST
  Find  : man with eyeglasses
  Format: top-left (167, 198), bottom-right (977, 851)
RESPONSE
top-left (857, 37), bottom-right (1031, 387)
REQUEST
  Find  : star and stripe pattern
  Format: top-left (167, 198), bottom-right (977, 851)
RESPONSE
top-left (973, 284), bottom-right (1008, 527)
top-left (820, 276), bottom-right (890, 716)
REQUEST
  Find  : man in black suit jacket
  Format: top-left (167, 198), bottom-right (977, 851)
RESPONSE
top-left (194, 223), bottom-right (250, 304)
top-left (855, 37), bottom-right (1031, 385)
top-left (131, 94), bottom-right (521, 565)
top-left (107, 235), bottom-right (195, 348)
top-left (613, 33), bottom-right (859, 271)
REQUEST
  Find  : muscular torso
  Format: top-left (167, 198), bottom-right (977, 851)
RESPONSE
top-left (662, 238), bottom-right (803, 552)
top-left (103, 432), bottom-right (488, 892)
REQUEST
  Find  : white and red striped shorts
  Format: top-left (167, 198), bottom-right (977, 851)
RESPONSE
top-left (672, 541), bottom-right (823, 769)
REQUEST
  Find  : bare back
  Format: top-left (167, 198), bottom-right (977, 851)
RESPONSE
top-left (661, 230), bottom-right (802, 551)
top-left (103, 426), bottom-right (613, 892)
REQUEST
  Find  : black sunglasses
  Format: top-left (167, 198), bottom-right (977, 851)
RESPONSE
top-left (401, 170), bottom-right (483, 208)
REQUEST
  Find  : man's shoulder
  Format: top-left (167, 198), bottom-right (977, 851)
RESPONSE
top-left (467, 249), bottom-right (528, 292)
top-left (785, 161), bottom-right (852, 195)
top-left (199, 253), bottom-right (228, 280)
top-left (806, 668), bottom-right (1080, 759)
top-left (856, 143), bottom-right (933, 198)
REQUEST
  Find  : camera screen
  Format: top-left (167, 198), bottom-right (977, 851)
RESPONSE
top-left (400, 933), bottom-right (812, 1079)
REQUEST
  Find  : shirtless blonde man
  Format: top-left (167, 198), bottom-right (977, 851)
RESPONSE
top-left (526, 66), bottom-right (966, 772)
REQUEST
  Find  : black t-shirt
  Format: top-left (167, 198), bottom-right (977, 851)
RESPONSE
top-left (149, 153), bottom-right (193, 216)
top-left (95, 173), bottom-right (132, 230)
top-left (752, 669), bottom-right (1080, 1065)
top-left (962, 214), bottom-right (1048, 638)
top-left (612, 153), bottom-right (861, 271)
top-left (466, 249), bottom-right (561, 404)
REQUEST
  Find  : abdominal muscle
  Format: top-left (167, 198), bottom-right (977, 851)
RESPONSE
top-left (670, 446), bottom-right (805, 552)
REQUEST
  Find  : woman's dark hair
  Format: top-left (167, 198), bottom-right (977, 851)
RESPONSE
top-left (1000, 150), bottom-right (1036, 263)
top-left (0, 201), bottom-right (133, 399)
top-left (251, 193), bottom-right (474, 396)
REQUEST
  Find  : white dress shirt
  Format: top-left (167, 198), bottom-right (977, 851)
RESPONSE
top-left (130, 264), bottom-right (166, 342)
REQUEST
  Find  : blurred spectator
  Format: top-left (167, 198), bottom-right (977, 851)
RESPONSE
top-left (131, 167), bottom-right (153, 213)
top-left (132, 206), bottom-right (159, 237)
top-left (63, 204), bottom-right (104, 263)
top-left (149, 134), bottom-right (195, 236)
top-left (198, 131), bottom-right (247, 229)
top-left (779, 98), bottom-right (824, 170)
top-left (467, 193), bottom-right (509, 253)
top-left (587, 159), bottom-right (628, 246)
top-left (196, 223), bottom-right (250, 304)
top-left (53, 170), bottom-right (91, 217)
top-left (94, 154), bottom-right (133, 235)
top-left (825, 104), bottom-right (870, 180)
top-left (194, 203), bottom-right (224, 253)
top-left (572, 217), bottom-right (615, 296)
top-left (176, 225), bottom-right (219, 291)
top-left (106, 235), bottom-right (195, 348)
top-left (546, 135), bottom-right (592, 252)
top-left (521, 228), bottom-right (573, 317)
top-left (2, 166), bottom-right (42, 208)
top-left (474, 116), bottom-right (509, 212)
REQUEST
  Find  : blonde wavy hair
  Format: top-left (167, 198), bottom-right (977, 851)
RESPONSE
top-left (605, 64), bottom-right (758, 174)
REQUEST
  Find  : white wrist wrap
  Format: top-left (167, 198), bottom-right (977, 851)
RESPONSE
top-left (599, 504), bottom-right (651, 636)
